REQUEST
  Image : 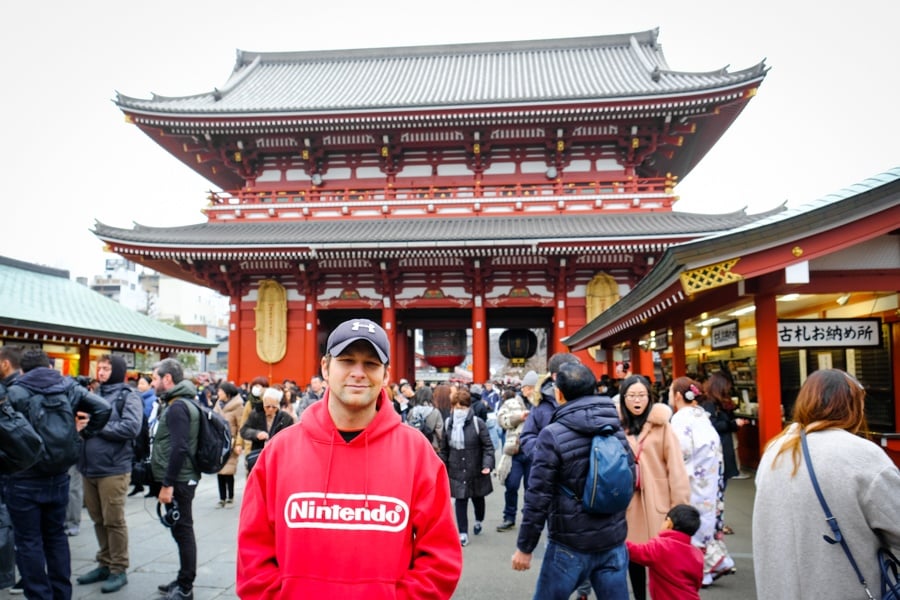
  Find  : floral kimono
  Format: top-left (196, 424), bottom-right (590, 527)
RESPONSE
top-left (670, 405), bottom-right (722, 548)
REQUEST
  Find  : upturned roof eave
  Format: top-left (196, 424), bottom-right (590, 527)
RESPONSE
top-left (115, 74), bottom-right (766, 120)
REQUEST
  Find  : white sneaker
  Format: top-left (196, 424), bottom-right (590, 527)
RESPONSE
top-left (701, 573), bottom-right (713, 588)
top-left (459, 533), bottom-right (469, 547)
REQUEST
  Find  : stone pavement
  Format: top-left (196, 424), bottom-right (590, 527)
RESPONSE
top-left (7, 463), bottom-right (759, 599)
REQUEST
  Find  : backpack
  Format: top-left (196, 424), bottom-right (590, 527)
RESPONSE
top-left (408, 405), bottom-right (436, 442)
top-left (115, 390), bottom-right (151, 461)
top-left (0, 396), bottom-right (45, 474)
top-left (178, 398), bottom-right (232, 474)
top-left (560, 423), bottom-right (634, 514)
top-left (9, 386), bottom-right (81, 475)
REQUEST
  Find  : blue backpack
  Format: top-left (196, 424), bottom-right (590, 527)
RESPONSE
top-left (560, 424), bottom-right (634, 514)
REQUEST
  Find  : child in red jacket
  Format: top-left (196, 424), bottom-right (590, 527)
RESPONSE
top-left (626, 504), bottom-right (704, 600)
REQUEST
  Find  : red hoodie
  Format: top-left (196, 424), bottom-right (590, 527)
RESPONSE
top-left (236, 389), bottom-right (462, 599)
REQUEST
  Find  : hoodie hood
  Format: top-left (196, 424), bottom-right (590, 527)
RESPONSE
top-left (158, 379), bottom-right (198, 402)
top-left (300, 388), bottom-right (400, 445)
top-left (537, 376), bottom-right (558, 407)
top-left (15, 366), bottom-right (70, 395)
top-left (107, 355), bottom-right (127, 385)
top-left (552, 394), bottom-right (621, 436)
top-left (298, 387), bottom-right (402, 505)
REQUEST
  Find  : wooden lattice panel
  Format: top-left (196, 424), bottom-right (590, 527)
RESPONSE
top-left (679, 258), bottom-right (742, 295)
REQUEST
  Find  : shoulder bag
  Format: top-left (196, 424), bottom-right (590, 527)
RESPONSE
top-left (800, 429), bottom-right (900, 600)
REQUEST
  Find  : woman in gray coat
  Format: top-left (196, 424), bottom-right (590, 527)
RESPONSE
top-left (440, 388), bottom-right (495, 547)
top-left (753, 369), bottom-right (900, 599)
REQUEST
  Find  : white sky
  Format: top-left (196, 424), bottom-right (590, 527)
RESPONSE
top-left (3, 0), bottom-right (898, 280)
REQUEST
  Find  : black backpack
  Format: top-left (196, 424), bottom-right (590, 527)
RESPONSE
top-left (115, 390), bottom-right (151, 461)
top-left (8, 386), bottom-right (80, 475)
top-left (178, 398), bottom-right (232, 474)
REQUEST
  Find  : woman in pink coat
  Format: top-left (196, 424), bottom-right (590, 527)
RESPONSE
top-left (618, 375), bottom-right (691, 600)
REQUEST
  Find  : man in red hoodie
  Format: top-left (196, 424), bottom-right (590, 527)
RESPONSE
top-left (237, 318), bottom-right (462, 599)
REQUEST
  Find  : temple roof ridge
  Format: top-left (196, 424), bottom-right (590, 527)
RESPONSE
top-left (233, 29), bottom-right (661, 66)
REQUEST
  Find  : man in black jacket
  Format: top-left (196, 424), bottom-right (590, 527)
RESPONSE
top-left (151, 358), bottom-right (201, 600)
top-left (75, 354), bottom-right (142, 593)
top-left (512, 362), bottom-right (631, 600)
top-left (3, 350), bottom-right (110, 600)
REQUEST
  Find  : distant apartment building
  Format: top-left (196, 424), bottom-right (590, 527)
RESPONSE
top-left (88, 259), bottom-right (148, 312)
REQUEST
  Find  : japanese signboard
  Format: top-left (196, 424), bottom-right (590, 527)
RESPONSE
top-left (711, 320), bottom-right (739, 350)
top-left (652, 330), bottom-right (669, 351)
top-left (777, 318), bottom-right (882, 348)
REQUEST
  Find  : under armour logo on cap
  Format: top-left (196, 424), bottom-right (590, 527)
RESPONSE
top-left (326, 318), bottom-right (390, 364)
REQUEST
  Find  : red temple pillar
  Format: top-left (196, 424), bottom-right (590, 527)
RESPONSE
top-left (472, 298), bottom-right (488, 383)
top-left (305, 298), bottom-right (318, 375)
top-left (755, 292), bottom-right (782, 447)
top-left (671, 322), bottom-right (686, 384)
top-left (629, 337), bottom-right (643, 376)
top-left (382, 300), bottom-right (398, 374)
top-left (227, 295), bottom-right (241, 382)
top-left (79, 345), bottom-right (91, 377)
top-left (552, 259), bottom-right (568, 355)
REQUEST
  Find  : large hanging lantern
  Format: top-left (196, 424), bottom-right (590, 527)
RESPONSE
top-left (498, 329), bottom-right (538, 366)
top-left (423, 329), bottom-right (467, 371)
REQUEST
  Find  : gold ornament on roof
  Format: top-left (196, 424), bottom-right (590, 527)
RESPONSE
top-left (680, 258), bottom-right (742, 295)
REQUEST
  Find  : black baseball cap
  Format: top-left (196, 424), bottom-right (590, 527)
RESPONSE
top-left (326, 318), bottom-right (390, 364)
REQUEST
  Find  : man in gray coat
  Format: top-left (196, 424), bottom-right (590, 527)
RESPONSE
top-left (75, 354), bottom-right (143, 593)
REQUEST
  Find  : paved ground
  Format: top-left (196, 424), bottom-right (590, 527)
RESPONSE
top-left (5, 462), bottom-right (758, 599)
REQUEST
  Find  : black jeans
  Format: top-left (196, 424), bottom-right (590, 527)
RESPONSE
top-left (171, 481), bottom-right (197, 591)
top-left (217, 474), bottom-right (235, 501)
top-left (454, 497), bottom-right (486, 534)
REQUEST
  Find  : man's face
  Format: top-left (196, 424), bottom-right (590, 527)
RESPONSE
top-left (321, 341), bottom-right (388, 414)
top-left (137, 377), bottom-right (150, 393)
top-left (151, 368), bottom-right (172, 394)
top-left (0, 358), bottom-right (11, 378)
top-left (310, 376), bottom-right (323, 393)
top-left (96, 360), bottom-right (112, 384)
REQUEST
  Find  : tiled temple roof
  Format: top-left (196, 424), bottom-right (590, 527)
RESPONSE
top-left (93, 209), bottom-right (779, 252)
top-left (116, 29), bottom-right (767, 115)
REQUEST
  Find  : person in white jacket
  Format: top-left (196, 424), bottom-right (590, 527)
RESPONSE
top-left (753, 368), bottom-right (900, 599)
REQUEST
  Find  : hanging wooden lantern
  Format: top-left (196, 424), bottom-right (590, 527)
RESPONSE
top-left (498, 329), bottom-right (538, 366)
top-left (423, 329), bottom-right (466, 372)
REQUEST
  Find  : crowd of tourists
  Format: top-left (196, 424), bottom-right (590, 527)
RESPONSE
top-left (2, 321), bottom-right (898, 599)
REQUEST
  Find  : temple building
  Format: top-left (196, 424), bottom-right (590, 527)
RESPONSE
top-left (95, 29), bottom-right (771, 385)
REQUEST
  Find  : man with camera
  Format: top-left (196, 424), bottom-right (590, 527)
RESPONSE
top-left (151, 358), bottom-right (201, 600)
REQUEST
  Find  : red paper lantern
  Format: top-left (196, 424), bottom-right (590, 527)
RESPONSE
top-left (423, 329), bottom-right (466, 371)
